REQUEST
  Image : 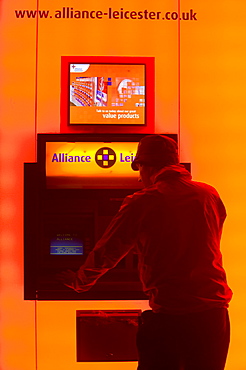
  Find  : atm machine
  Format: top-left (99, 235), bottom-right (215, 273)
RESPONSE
top-left (24, 132), bottom-right (180, 301)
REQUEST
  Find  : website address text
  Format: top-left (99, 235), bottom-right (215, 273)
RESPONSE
top-left (15, 7), bottom-right (198, 21)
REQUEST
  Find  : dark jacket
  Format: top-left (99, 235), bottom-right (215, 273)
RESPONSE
top-left (67, 165), bottom-right (232, 314)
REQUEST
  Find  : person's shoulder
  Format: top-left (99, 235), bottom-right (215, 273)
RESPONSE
top-left (123, 186), bottom-right (156, 205)
top-left (191, 180), bottom-right (226, 217)
top-left (191, 180), bottom-right (221, 198)
top-left (129, 185), bottom-right (157, 199)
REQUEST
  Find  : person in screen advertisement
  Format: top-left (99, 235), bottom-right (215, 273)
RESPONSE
top-left (57, 134), bottom-right (232, 370)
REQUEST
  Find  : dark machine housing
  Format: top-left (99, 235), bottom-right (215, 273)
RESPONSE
top-left (24, 133), bottom-right (190, 300)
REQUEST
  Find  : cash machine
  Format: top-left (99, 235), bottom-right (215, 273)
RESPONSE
top-left (24, 132), bottom-right (180, 300)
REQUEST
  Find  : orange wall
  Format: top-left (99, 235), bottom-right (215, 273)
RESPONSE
top-left (180, 2), bottom-right (246, 368)
top-left (0, 0), bottom-right (245, 369)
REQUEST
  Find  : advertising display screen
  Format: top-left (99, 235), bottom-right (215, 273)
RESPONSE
top-left (70, 63), bottom-right (146, 125)
top-left (46, 141), bottom-right (141, 189)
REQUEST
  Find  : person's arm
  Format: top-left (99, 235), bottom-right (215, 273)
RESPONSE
top-left (57, 195), bottom-right (140, 292)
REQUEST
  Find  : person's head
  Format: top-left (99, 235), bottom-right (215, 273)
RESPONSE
top-left (131, 135), bottom-right (179, 187)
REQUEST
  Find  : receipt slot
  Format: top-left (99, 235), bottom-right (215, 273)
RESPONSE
top-left (24, 133), bottom-right (180, 300)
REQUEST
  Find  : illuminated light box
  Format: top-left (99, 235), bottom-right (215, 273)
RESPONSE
top-left (46, 141), bottom-right (141, 189)
top-left (38, 133), bottom-right (178, 190)
top-left (60, 56), bottom-right (155, 133)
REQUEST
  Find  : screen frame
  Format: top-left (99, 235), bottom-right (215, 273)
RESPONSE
top-left (60, 56), bottom-right (155, 133)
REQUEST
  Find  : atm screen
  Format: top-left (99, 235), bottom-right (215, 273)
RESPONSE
top-left (50, 232), bottom-right (83, 255)
top-left (46, 141), bottom-right (142, 189)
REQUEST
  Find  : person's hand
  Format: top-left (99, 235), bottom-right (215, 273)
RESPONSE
top-left (56, 269), bottom-right (76, 286)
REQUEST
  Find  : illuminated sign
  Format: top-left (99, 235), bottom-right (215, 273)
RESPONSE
top-left (46, 142), bottom-right (142, 189)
